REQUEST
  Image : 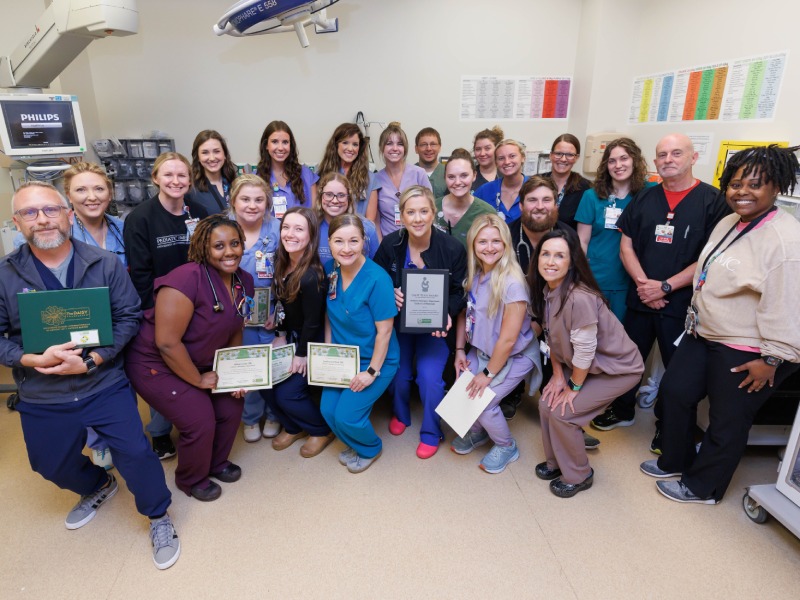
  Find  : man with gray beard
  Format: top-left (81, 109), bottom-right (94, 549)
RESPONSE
top-left (0, 181), bottom-right (180, 569)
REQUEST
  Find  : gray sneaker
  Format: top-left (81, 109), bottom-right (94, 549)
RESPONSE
top-left (65, 474), bottom-right (118, 530)
top-left (640, 459), bottom-right (680, 478)
top-left (347, 451), bottom-right (381, 474)
top-left (338, 446), bottom-right (358, 466)
top-left (479, 440), bottom-right (520, 474)
top-left (450, 429), bottom-right (491, 455)
top-left (656, 480), bottom-right (718, 504)
top-left (150, 514), bottom-right (181, 570)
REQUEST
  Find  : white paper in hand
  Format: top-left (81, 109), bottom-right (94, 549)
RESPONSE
top-left (435, 371), bottom-right (496, 439)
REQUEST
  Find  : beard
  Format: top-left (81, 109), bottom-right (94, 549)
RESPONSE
top-left (27, 225), bottom-right (70, 250)
top-left (521, 210), bottom-right (558, 233)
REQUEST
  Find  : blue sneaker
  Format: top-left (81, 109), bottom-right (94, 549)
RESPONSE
top-left (479, 440), bottom-right (520, 474)
top-left (450, 429), bottom-right (490, 455)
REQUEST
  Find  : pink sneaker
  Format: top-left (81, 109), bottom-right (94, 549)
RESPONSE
top-left (388, 416), bottom-right (406, 436)
top-left (416, 442), bottom-right (438, 459)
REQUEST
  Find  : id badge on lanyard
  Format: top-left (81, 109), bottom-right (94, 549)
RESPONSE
top-left (655, 211), bottom-right (675, 244)
top-left (604, 199), bottom-right (622, 230)
top-left (465, 292), bottom-right (476, 343)
top-left (394, 203), bottom-right (402, 227)
top-left (494, 193), bottom-right (506, 221)
top-left (327, 270), bottom-right (338, 300)
top-left (185, 218), bottom-right (199, 239)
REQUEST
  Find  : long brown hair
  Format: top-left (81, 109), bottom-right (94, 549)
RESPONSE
top-left (274, 207), bottom-right (325, 303)
top-left (318, 123), bottom-right (370, 202)
top-left (593, 137), bottom-right (648, 200)
top-left (191, 130), bottom-right (238, 192)
top-left (256, 121), bottom-right (307, 205)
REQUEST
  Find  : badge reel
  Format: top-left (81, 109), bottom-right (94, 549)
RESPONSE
top-left (465, 300), bottom-right (476, 344)
top-left (655, 211), bottom-right (675, 244)
top-left (274, 196), bottom-right (288, 220)
top-left (185, 218), bottom-right (200, 239)
top-left (327, 270), bottom-right (338, 300)
top-left (394, 204), bottom-right (402, 227)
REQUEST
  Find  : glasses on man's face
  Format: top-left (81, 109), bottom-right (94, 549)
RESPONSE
top-left (322, 191), bottom-right (349, 203)
top-left (551, 152), bottom-right (577, 160)
top-left (14, 205), bottom-right (68, 221)
top-left (418, 143), bottom-right (440, 150)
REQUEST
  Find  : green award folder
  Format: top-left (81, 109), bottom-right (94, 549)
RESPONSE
top-left (17, 287), bottom-right (114, 353)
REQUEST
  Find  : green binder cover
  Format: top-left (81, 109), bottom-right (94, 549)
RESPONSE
top-left (17, 287), bottom-right (114, 353)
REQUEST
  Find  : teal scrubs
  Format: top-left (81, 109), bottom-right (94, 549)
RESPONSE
top-left (321, 258), bottom-right (399, 459)
top-left (575, 182), bottom-right (656, 321)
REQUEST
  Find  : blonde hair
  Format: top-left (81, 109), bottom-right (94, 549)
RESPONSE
top-left (398, 185), bottom-right (435, 213)
top-left (63, 162), bottom-right (112, 199)
top-left (464, 214), bottom-right (527, 318)
top-left (151, 152), bottom-right (191, 186)
top-left (229, 174), bottom-right (273, 216)
top-left (495, 139), bottom-right (526, 159)
top-left (378, 121), bottom-right (408, 158)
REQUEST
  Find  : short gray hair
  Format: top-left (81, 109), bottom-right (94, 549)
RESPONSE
top-left (11, 181), bottom-right (70, 212)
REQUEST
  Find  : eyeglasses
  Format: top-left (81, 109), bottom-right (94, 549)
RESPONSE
top-left (14, 205), bottom-right (68, 221)
top-left (418, 143), bottom-right (440, 149)
top-left (322, 191), bottom-right (349, 202)
top-left (551, 152), bottom-right (578, 160)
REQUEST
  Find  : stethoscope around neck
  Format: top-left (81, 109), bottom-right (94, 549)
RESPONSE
top-left (203, 264), bottom-right (247, 314)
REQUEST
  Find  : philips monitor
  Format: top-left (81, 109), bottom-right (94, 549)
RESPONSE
top-left (0, 93), bottom-right (87, 158)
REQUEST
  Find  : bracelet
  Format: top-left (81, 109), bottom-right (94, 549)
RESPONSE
top-left (455, 347), bottom-right (465, 352)
top-left (568, 378), bottom-right (583, 391)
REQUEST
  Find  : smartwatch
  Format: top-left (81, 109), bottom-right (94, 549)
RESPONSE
top-left (367, 366), bottom-right (380, 377)
top-left (482, 367), bottom-right (495, 379)
top-left (568, 378), bottom-right (583, 391)
top-left (762, 355), bottom-right (784, 368)
top-left (660, 281), bottom-right (672, 294)
top-left (84, 355), bottom-right (98, 375)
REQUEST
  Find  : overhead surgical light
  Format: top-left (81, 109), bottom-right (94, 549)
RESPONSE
top-left (213, 0), bottom-right (340, 49)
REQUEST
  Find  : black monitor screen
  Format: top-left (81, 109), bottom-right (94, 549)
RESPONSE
top-left (1, 100), bottom-right (79, 149)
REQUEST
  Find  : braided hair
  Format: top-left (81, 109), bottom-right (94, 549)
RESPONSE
top-left (187, 215), bottom-right (244, 264)
top-left (719, 144), bottom-right (800, 195)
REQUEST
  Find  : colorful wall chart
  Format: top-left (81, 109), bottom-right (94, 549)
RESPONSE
top-left (721, 53), bottom-right (786, 121)
top-left (628, 72), bottom-right (674, 123)
top-left (461, 76), bottom-right (571, 121)
top-left (628, 51), bottom-right (788, 124)
top-left (668, 62), bottom-right (728, 122)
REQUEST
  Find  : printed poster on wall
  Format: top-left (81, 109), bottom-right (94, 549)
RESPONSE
top-left (667, 61), bottom-right (729, 122)
top-left (460, 76), bottom-right (571, 121)
top-left (721, 52), bottom-right (787, 121)
top-left (629, 51), bottom-right (788, 125)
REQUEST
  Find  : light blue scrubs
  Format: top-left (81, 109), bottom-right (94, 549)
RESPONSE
top-left (14, 216), bottom-right (126, 268)
top-left (320, 259), bottom-right (399, 459)
top-left (270, 165), bottom-right (319, 214)
top-left (237, 217), bottom-right (281, 425)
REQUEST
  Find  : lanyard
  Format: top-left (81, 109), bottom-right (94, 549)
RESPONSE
top-left (696, 207), bottom-right (776, 291)
top-left (76, 216), bottom-right (125, 250)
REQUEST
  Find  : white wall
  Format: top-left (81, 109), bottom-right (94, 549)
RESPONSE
top-left (2, 0), bottom-right (800, 204)
top-left (579, 0), bottom-right (800, 183)
top-left (80, 0), bottom-right (584, 167)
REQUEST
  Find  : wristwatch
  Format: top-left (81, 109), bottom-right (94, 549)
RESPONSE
top-left (568, 378), bottom-right (583, 391)
top-left (367, 366), bottom-right (381, 377)
top-left (482, 367), bottom-right (495, 379)
top-left (660, 281), bottom-right (672, 294)
top-left (762, 355), bottom-right (784, 368)
top-left (83, 355), bottom-right (98, 375)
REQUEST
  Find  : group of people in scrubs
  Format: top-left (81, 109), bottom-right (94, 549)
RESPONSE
top-left (46, 116), bottom-right (800, 504)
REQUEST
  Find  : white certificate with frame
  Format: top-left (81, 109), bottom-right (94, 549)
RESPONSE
top-left (270, 343), bottom-right (295, 386)
top-left (400, 269), bottom-right (449, 334)
top-left (307, 342), bottom-right (360, 388)
top-left (435, 371), bottom-right (496, 438)
top-left (212, 344), bottom-right (271, 393)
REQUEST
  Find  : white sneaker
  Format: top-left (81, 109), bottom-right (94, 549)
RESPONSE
top-left (91, 448), bottom-right (114, 470)
top-left (262, 419), bottom-right (281, 438)
top-left (242, 424), bottom-right (261, 443)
